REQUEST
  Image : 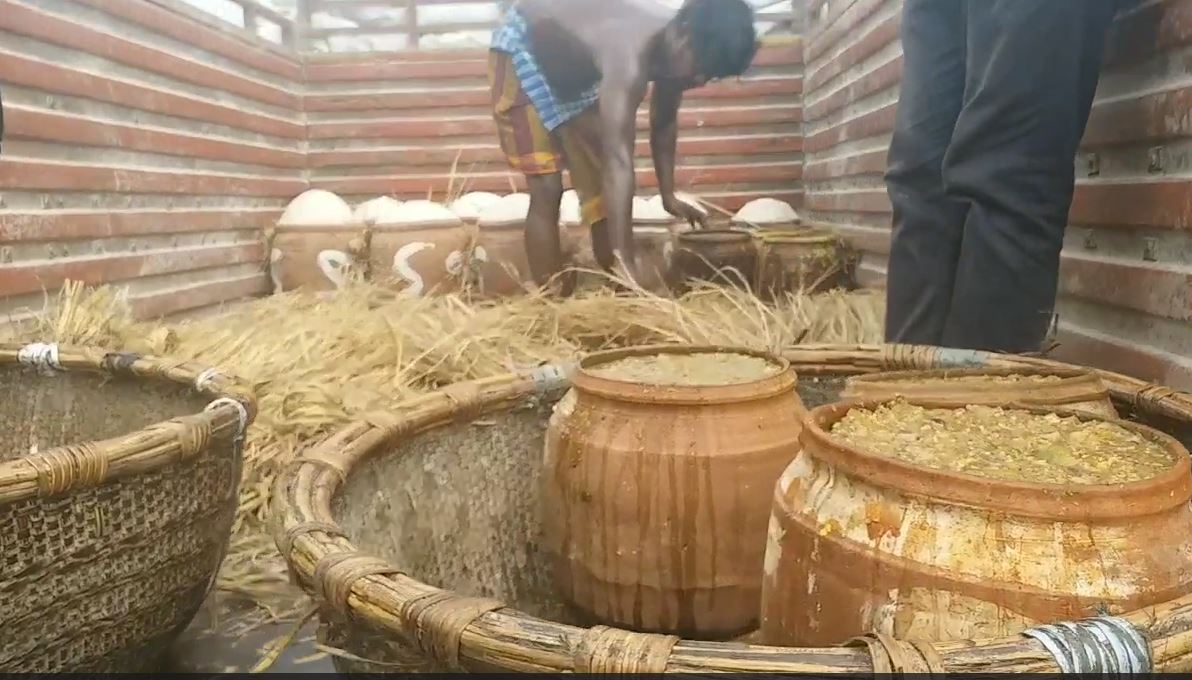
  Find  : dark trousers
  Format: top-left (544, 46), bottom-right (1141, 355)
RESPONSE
top-left (883, 0), bottom-right (1120, 353)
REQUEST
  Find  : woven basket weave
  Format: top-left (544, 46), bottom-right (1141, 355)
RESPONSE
top-left (271, 343), bottom-right (1192, 674)
top-left (0, 342), bottom-right (256, 672)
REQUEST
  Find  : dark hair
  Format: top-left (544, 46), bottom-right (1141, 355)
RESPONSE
top-left (674, 0), bottom-right (759, 81)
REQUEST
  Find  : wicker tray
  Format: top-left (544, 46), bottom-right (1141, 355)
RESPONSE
top-left (270, 343), bottom-right (1191, 674)
top-left (0, 342), bottom-right (256, 672)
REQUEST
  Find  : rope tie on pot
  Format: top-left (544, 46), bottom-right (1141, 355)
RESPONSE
top-left (25, 442), bottom-right (107, 496)
top-left (313, 550), bottom-right (400, 614)
top-left (18, 342), bottom-right (62, 376)
top-left (194, 367), bottom-right (222, 392)
top-left (844, 633), bottom-right (946, 676)
top-left (400, 589), bottom-right (504, 670)
top-left (572, 625), bottom-right (679, 674)
top-left (1022, 615), bottom-right (1151, 674)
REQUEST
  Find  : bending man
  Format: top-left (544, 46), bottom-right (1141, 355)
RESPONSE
top-left (488, 0), bottom-right (758, 290)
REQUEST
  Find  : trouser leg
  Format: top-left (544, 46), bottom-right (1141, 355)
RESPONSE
top-left (939, 0), bottom-right (1119, 353)
top-left (882, 0), bottom-right (969, 345)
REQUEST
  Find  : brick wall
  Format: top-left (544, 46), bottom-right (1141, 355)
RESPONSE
top-left (0, 0), bottom-right (302, 326)
top-left (801, 0), bottom-right (1192, 390)
top-left (303, 43), bottom-right (805, 214)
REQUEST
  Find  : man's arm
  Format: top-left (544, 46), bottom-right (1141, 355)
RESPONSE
top-left (650, 80), bottom-right (707, 227)
top-left (597, 60), bottom-right (647, 274)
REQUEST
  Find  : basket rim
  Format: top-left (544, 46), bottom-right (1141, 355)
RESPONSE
top-left (0, 341), bottom-right (257, 505)
top-left (269, 342), bottom-right (1192, 674)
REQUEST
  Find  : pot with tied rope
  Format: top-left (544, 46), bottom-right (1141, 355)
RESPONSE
top-left (367, 200), bottom-right (473, 298)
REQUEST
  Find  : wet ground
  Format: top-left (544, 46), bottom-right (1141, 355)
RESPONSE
top-left (164, 601), bottom-right (335, 674)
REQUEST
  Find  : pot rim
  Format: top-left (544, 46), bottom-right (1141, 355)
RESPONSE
top-left (801, 397), bottom-right (1192, 520)
top-left (677, 229), bottom-right (754, 244)
top-left (572, 343), bottom-right (797, 405)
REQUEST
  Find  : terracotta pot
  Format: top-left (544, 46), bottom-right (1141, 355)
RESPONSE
top-left (631, 221), bottom-right (679, 293)
top-left (269, 222), bottom-right (370, 294)
top-left (754, 228), bottom-right (844, 298)
top-left (672, 229), bottom-right (757, 292)
top-left (759, 399), bottom-right (1192, 647)
top-left (842, 366), bottom-right (1117, 418)
top-left (368, 218), bottom-right (472, 297)
top-left (542, 344), bottom-right (807, 638)
top-left (473, 219), bottom-right (531, 297)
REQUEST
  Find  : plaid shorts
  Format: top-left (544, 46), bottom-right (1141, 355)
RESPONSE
top-left (488, 50), bottom-right (606, 227)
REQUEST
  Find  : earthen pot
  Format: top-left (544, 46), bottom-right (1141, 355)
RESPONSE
top-left (369, 216), bottom-right (471, 297)
top-left (759, 398), bottom-right (1192, 646)
top-left (269, 222), bottom-right (370, 294)
top-left (542, 344), bottom-right (807, 638)
top-left (672, 229), bottom-right (757, 293)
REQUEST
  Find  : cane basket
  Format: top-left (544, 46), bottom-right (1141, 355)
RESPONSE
top-left (270, 343), bottom-right (1192, 674)
top-left (0, 342), bottom-right (255, 672)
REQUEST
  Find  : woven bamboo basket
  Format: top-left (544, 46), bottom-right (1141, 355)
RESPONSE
top-left (0, 341), bottom-right (256, 672)
top-left (270, 343), bottom-right (1192, 674)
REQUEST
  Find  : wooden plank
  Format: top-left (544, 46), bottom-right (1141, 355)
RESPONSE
top-left (74, 0), bottom-right (302, 79)
top-left (0, 242), bottom-right (264, 297)
top-left (0, 209), bottom-right (281, 243)
top-left (1052, 323), bottom-right (1192, 391)
top-left (0, 159), bottom-right (305, 197)
top-left (130, 273), bottom-right (270, 319)
top-left (0, 0), bottom-right (300, 110)
top-left (805, 56), bottom-right (901, 123)
top-left (3, 106), bottom-right (305, 169)
top-left (802, 148), bottom-right (887, 181)
top-left (806, 11), bottom-right (900, 93)
top-left (804, 188), bottom-right (891, 213)
top-left (307, 134), bottom-right (804, 169)
top-left (804, 103), bottom-right (896, 153)
top-left (303, 44), bottom-right (801, 82)
top-left (1059, 254), bottom-right (1192, 322)
top-left (1105, 0), bottom-right (1192, 67)
top-left (311, 162), bottom-right (803, 194)
top-left (306, 106), bottom-right (802, 140)
top-left (1070, 181), bottom-right (1192, 231)
top-left (1082, 86), bottom-right (1192, 148)
top-left (303, 77), bottom-right (803, 112)
top-left (0, 51), bottom-right (304, 139)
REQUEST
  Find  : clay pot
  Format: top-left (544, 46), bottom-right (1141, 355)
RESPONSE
top-left (473, 218), bottom-right (530, 297)
top-left (269, 222), bottom-right (370, 294)
top-left (631, 220), bottom-right (679, 293)
top-left (672, 229), bottom-right (757, 292)
top-left (842, 366), bottom-right (1117, 419)
top-left (368, 216), bottom-right (472, 297)
top-left (754, 229), bottom-right (844, 298)
top-left (542, 344), bottom-right (807, 638)
top-left (759, 399), bottom-right (1192, 646)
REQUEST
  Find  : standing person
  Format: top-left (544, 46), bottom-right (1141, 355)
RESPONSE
top-left (488, 0), bottom-right (758, 291)
top-left (883, 1), bottom-right (1121, 354)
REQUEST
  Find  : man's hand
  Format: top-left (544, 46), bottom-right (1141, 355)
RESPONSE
top-left (663, 195), bottom-right (709, 229)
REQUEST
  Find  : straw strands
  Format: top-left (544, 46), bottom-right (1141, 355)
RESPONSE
top-left (5, 277), bottom-right (884, 631)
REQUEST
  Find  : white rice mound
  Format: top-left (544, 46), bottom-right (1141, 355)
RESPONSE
top-left (278, 189), bottom-right (355, 226)
top-left (733, 197), bottom-right (800, 226)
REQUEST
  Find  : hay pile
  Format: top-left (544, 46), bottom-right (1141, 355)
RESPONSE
top-left (7, 277), bottom-right (884, 635)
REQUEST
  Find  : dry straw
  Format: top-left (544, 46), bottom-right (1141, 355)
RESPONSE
top-left (3, 276), bottom-right (884, 633)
